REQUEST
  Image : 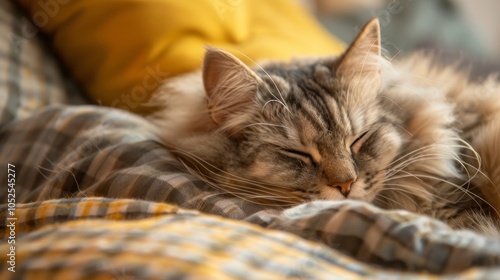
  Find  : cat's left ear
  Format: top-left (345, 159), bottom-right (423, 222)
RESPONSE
top-left (336, 18), bottom-right (382, 89)
top-left (203, 47), bottom-right (260, 125)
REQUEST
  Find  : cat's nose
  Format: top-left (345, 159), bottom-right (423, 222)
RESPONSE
top-left (333, 179), bottom-right (355, 198)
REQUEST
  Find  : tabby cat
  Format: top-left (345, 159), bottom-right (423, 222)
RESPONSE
top-left (150, 19), bottom-right (500, 235)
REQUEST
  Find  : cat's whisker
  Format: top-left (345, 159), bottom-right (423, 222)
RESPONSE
top-left (457, 152), bottom-right (481, 160)
top-left (384, 172), bottom-right (489, 214)
top-left (231, 50), bottom-right (291, 114)
top-left (386, 164), bottom-right (464, 188)
top-left (227, 121), bottom-right (290, 137)
top-left (387, 142), bottom-right (461, 168)
top-left (215, 179), bottom-right (299, 199)
top-left (392, 123), bottom-right (414, 137)
top-left (384, 138), bottom-right (482, 197)
top-left (171, 147), bottom-right (305, 205)
top-left (384, 170), bottom-right (425, 183)
top-left (381, 185), bottom-right (430, 196)
top-left (262, 83), bottom-right (291, 113)
top-left (385, 173), bottom-right (462, 189)
top-left (386, 140), bottom-right (483, 186)
top-left (386, 145), bottom-right (447, 170)
top-left (173, 149), bottom-right (285, 192)
top-left (376, 192), bottom-right (425, 212)
top-left (455, 189), bottom-right (498, 217)
top-left (381, 185), bottom-right (455, 204)
top-left (385, 82), bottom-right (433, 105)
top-left (453, 137), bottom-right (487, 181)
top-left (378, 95), bottom-right (404, 111)
top-left (381, 186), bottom-right (434, 198)
top-left (380, 133), bottom-right (499, 216)
top-left (213, 175), bottom-right (298, 199)
top-left (186, 165), bottom-right (301, 206)
top-left (385, 149), bottom-right (465, 178)
top-left (262, 99), bottom-right (288, 113)
top-left (388, 152), bottom-right (461, 173)
top-left (386, 171), bottom-right (497, 215)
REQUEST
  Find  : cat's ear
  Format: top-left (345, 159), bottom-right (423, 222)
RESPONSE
top-left (336, 18), bottom-right (382, 87)
top-left (203, 47), bottom-right (260, 125)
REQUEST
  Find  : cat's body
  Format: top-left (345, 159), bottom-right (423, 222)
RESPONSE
top-left (149, 19), bottom-right (500, 235)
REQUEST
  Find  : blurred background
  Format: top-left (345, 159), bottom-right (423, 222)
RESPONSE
top-left (300, 0), bottom-right (500, 78)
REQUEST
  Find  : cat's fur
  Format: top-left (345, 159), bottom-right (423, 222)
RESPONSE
top-left (149, 19), bottom-right (500, 235)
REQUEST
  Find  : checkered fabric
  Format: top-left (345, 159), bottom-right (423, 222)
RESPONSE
top-left (1, 197), bottom-right (500, 279)
top-left (1, 0), bottom-right (500, 279)
top-left (0, 0), bottom-right (81, 125)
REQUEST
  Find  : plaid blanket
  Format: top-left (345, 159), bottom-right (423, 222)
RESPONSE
top-left (1, 1), bottom-right (500, 279)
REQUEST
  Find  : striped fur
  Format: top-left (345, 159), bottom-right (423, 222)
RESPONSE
top-left (150, 19), bottom-right (500, 235)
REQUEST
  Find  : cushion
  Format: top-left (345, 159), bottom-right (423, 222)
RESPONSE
top-left (16, 0), bottom-right (345, 114)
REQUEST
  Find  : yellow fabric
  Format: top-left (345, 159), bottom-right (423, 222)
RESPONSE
top-left (18, 0), bottom-right (345, 114)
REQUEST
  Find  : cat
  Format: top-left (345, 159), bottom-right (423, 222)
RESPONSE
top-left (149, 18), bottom-right (500, 236)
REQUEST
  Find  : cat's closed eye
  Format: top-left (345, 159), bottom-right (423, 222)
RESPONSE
top-left (350, 130), bottom-right (370, 155)
top-left (279, 148), bottom-right (314, 165)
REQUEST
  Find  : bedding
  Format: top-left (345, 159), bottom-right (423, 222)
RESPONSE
top-left (2, 0), bottom-right (500, 279)
top-left (3, 198), bottom-right (500, 279)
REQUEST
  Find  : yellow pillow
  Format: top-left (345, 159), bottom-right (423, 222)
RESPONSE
top-left (18, 0), bottom-right (344, 114)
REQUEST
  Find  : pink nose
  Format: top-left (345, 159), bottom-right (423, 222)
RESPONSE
top-left (332, 179), bottom-right (355, 197)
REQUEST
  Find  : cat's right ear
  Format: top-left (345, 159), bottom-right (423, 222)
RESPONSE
top-left (203, 47), bottom-right (260, 125)
top-left (336, 18), bottom-right (383, 92)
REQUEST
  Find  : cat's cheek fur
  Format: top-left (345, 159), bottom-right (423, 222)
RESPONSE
top-left (371, 125), bottom-right (403, 166)
top-left (352, 125), bottom-right (403, 199)
top-left (247, 160), bottom-right (280, 181)
top-left (247, 155), bottom-right (315, 186)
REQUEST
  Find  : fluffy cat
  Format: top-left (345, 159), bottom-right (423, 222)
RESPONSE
top-left (149, 18), bottom-right (500, 235)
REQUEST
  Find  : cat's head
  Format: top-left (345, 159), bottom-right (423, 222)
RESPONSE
top-left (201, 18), bottom-right (403, 205)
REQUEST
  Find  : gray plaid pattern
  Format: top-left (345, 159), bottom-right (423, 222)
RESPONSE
top-left (2, 197), bottom-right (500, 279)
top-left (0, 105), bottom-right (273, 219)
top-left (0, 1), bottom-right (86, 126)
top-left (0, 1), bottom-right (66, 125)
